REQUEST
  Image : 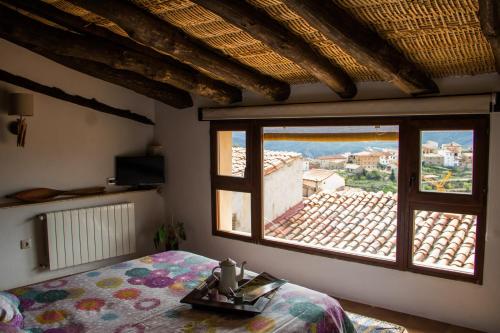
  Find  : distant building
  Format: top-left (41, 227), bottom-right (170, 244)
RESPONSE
top-left (307, 158), bottom-right (321, 169)
top-left (422, 140), bottom-right (438, 154)
top-left (303, 169), bottom-right (345, 197)
top-left (317, 154), bottom-right (348, 169)
top-left (378, 150), bottom-right (398, 169)
top-left (442, 142), bottom-right (462, 154)
top-left (439, 149), bottom-right (461, 168)
top-left (345, 163), bottom-right (363, 174)
top-left (422, 153), bottom-right (444, 166)
top-left (349, 151), bottom-right (381, 170)
top-left (462, 152), bottom-right (473, 169)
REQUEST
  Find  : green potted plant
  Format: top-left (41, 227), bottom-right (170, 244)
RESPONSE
top-left (153, 217), bottom-right (186, 251)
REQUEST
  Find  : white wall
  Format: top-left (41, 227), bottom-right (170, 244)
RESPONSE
top-left (263, 159), bottom-right (303, 223)
top-left (155, 73), bottom-right (500, 332)
top-left (0, 191), bottom-right (163, 290)
top-left (0, 39), bottom-right (164, 290)
top-left (322, 174), bottom-right (345, 192)
top-left (230, 191), bottom-right (252, 233)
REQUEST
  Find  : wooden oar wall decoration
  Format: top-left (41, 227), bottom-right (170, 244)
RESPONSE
top-left (6, 187), bottom-right (106, 202)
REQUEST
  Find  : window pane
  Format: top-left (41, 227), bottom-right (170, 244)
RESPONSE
top-left (262, 126), bottom-right (399, 261)
top-left (413, 210), bottom-right (476, 274)
top-left (216, 190), bottom-right (251, 236)
top-left (420, 130), bottom-right (473, 194)
top-left (217, 131), bottom-right (246, 177)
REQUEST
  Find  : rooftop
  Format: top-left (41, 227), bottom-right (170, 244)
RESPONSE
top-left (232, 147), bottom-right (301, 177)
top-left (443, 142), bottom-right (462, 147)
top-left (317, 155), bottom-right (348, 161)
top-left (303, 169), bottom-right (338, 182)
top-left (265, 190), bottom-right (476, 272)
top-left (353, 151), bottom-right (383, 157)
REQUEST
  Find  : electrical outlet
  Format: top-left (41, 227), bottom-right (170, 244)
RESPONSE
top-left (20, 239), bottom-right (31, 249)
top-left (107, 177), bottom-right (116, 185)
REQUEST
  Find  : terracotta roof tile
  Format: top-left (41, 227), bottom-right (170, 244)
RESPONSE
top-left (265, 190), bottom-right (476, 272)
top-left (232, 147), bottom-right (301, 177)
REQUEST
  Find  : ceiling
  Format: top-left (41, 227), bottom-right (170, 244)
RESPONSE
top-left (0, 0), bottom-right (498, 109)
top-left (46, 0), bottom-right (495, 82)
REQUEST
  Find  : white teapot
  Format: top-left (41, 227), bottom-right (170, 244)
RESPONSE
top-left (211, 258), bottom-right (246, 295)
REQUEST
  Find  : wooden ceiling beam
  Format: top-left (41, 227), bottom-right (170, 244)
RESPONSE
top-left (479, 0), bottom-right (500, 73)
top-left (21, 45), bottom-right (194, 109)
top-left (0, 4), bottom-right (241, 105)
top-left (1, 0), bottom-right (179, 63)
top-left (0, 69), bottom-right (154, 125)
top-left (67, 0), bottom-right (290, 101)
top-left (0, 0), bottom-right (193, 108)
top-left (191, 0), bottom-right (357, 98)
top-left (282, 0), bottom-right (439, 95)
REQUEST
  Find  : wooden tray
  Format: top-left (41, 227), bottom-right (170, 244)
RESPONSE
top-left (180, 273), bottom-right (279, 315)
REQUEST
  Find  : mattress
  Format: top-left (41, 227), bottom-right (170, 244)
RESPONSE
top-left (9, 251), bottom-right (355, 332)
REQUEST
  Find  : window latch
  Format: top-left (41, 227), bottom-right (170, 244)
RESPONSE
top-left (409, 174), bottom-right (417, 188)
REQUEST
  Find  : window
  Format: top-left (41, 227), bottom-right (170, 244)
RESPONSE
top-left (211, 116), bottom-right (488, 283)
top-left (412, 210), bottom-right (477, 274)
top-left (419, 130), bottom-right (474, 194)
top-left (262, 126), bottom-right (399, 262)
top-left (406, 117), bottom-right (488, 281)
top-left (211, 123), bottom-right (254, 240)
top-left (216, 190), bottom-right (251, 236)
top-left (217, 131), bottom-right (246, 178)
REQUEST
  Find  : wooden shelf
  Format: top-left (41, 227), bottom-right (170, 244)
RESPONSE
top-left (0, 188), bottom-right (159, 209)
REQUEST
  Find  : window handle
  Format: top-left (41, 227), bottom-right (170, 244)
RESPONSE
top-left (409, 174), bottom-right (417, 188)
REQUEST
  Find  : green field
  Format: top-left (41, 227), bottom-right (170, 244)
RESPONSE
top-left (338, 169), bottom-right (398, 194)
top-left (421, 165), bottom-right (472, 193)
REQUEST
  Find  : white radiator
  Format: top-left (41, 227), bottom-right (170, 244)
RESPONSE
top-left (40, 203), bottom-right (136, 270)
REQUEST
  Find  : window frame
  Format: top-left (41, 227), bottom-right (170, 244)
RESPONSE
top-left (404, 117), bottom-right (489, 283)
top-left (210, 121), bottom-right (257, 242)
top-left (210, 115), bottom-right (489, 283)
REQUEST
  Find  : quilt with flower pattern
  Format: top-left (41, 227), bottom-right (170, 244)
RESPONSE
top-left (10, 251), bottom-right (355, 333)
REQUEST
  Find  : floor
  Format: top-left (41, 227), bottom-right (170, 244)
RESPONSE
top-left (337, 298), bottom-right (483, 333)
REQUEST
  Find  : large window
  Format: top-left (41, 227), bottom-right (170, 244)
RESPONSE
top-left (211, 116), bottom-right (488, 283)
top-left (262, 126), bottom-right (399, 262)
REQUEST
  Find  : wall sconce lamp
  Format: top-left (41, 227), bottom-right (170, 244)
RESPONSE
top-left (8, 93), bottom-right (33, 147)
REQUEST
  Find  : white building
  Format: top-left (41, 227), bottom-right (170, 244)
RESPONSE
top-left (378, 150), bottom-right (398, 168)
top-left (422, 153), bottom-right (445, 166)
top-left (442, 142), bottom-right (462, 154)
top-left (439, 149), bottom-right (461, 168)
top-left (317, 154), bottom-right (348, 169)
top-left (345, 163), bottom-right (363, 174)
top-left (422, 140), bottom-right (439, 154)
top-left (228, 147), bottom-right (303, 233)
top-left (303, 169), bottom-right (345, 197)
top-left (462, 151), bottom-right (473, 169)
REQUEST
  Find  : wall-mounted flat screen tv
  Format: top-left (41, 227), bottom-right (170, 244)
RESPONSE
top-left (115, 156), bottom-right (165, 186)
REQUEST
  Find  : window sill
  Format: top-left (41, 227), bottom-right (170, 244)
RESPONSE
top-left (213, 232), bottom-right (482, 284)
top-left (258, 237), bottom-right (399, 270)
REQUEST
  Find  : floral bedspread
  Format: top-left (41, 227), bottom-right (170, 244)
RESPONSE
top-left (10, 251), bottom-right (355, 333)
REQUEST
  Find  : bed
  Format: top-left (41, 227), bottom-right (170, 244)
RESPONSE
top-left (7, 251), bottom-right (355, 333)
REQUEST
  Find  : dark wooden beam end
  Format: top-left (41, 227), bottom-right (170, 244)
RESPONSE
top-left (479, 0), bottom-right (500, 73)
